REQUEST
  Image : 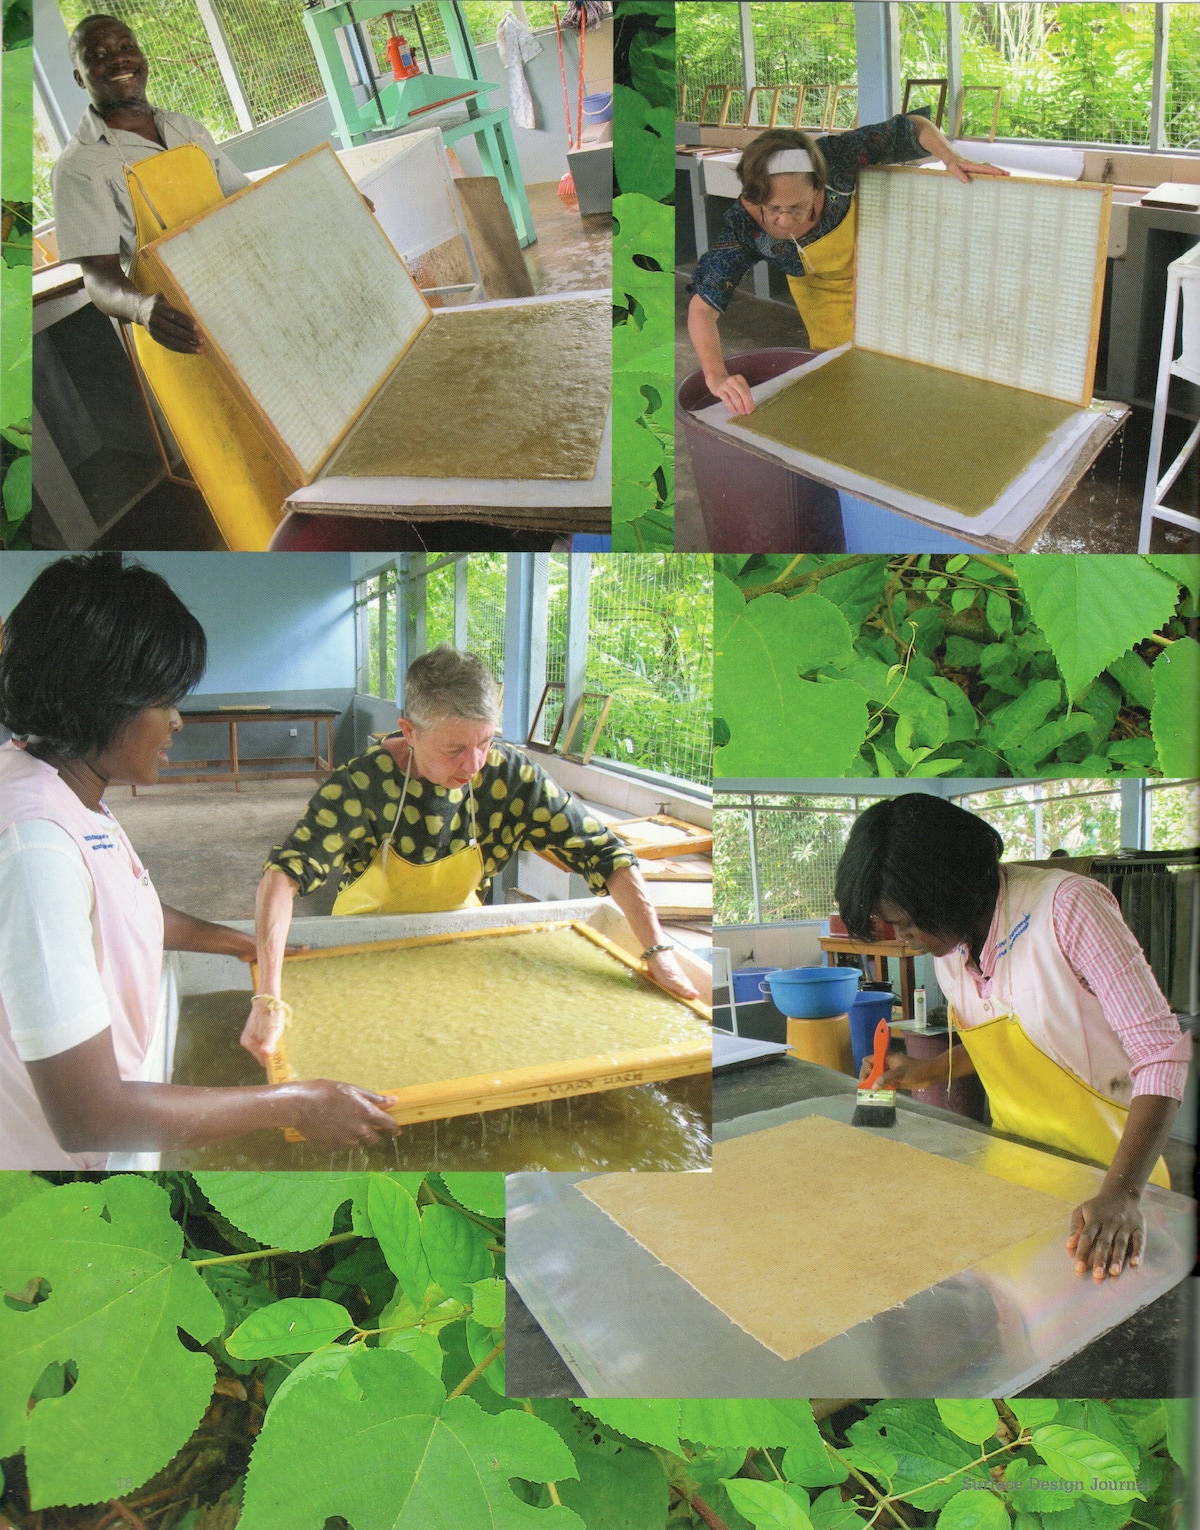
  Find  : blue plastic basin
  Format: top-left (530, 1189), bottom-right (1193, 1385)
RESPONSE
top-left (849, 990), bottom-right (898, 1073)
top-left (762, 966), bottom-right (860, 1018)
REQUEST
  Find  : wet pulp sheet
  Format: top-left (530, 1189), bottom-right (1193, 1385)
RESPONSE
top-left (326, 297), bottom-right (611, 481)
top-left (731, 349), bottom-right (1080, 516)
top-left (278, 926), bottom-right (710, 1092)
top-left (578, 1114), bottom-right (1075, 1361)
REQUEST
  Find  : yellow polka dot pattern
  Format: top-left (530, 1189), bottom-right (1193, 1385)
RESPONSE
top-left (263, 740), bottom-right (635, 899)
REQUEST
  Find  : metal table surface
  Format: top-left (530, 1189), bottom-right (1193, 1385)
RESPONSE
top-left (507, 1073), bottom-right (1194, 1398)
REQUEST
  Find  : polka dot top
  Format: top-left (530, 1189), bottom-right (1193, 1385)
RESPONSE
top-left (264, 739), bottom-right (638, 898)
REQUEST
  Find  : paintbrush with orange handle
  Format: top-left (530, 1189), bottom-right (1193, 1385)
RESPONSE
top-left (851, 1017), bottom-right (897, 1129)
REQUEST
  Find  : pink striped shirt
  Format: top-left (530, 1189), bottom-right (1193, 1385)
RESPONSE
top-left (960, 872), bottom-right (1190, 1101)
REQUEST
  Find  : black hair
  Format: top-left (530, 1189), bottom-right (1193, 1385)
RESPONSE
top-left (0, 554), bottom-right (206, 758)
top-left (68, 14), bottom-right (128, 64)
top-left (834, 794), bottom-right (1003, 943)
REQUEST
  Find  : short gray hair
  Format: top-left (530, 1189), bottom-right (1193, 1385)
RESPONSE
top-left (403, 645), bottom-right (500, 730)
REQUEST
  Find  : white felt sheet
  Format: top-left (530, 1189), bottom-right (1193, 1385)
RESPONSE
top-left (145, 146), bottom-right (431, 481)
top-left (856, 168), bottom-right (1107, 405)
top-left (693, 345), bottom-right (1110, 543)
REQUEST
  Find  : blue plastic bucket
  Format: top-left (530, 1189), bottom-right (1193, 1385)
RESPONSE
top-left (732, 965), bottom-right (773, 1005)
top-left (849, 990), bottom-right (897, 1073)
top-left (582, 91), bottom-right (613, 123)
top-left (761, 966), bottom-right (860, 1019)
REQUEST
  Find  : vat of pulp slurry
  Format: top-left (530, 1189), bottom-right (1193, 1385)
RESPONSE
top-left (677, 349), bottom-right (846, 553)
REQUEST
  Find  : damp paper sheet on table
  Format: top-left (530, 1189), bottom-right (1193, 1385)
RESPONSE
top-left (577, 1114), bottom-right (1074, 1362)
top-left (693, 346), bottom-right (1103, 540)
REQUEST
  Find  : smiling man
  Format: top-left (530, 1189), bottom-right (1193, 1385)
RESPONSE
top-left (50, 13), bottom-right (250, 353)
top-left (242, 645), bottom-right (699, 1063)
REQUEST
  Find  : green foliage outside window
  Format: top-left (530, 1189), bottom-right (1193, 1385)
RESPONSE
top-left (2, 0), bottom-right (32, 548)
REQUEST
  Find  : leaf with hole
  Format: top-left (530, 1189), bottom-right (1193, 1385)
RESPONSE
top-left (0, 1177), bottom-right (222, 1510)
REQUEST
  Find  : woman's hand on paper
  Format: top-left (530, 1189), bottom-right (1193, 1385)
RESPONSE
top-left (1067, 1186), bottom-right (1145, 1281)
top-left (706, 369), bottom-right (756, 415)
top-left (945, 155), bottom-right (1010, 184)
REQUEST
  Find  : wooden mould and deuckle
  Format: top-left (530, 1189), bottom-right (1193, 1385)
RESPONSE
top-left (254, 920), bottom-right (713, 1139)
top-left (136, 145), bottom-right (611, 534)
top-left (694, 166), bottom-right (1123, 549)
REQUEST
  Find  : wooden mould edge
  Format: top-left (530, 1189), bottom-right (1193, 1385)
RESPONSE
top-left (258, 918), bottom-right (713, 1138)
top-left (853, 167), bottom-right (1113, 408)
top-left (138, 143), bottom-right (434, 486)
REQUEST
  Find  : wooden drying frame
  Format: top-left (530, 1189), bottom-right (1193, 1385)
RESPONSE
top-left (612, 814), bottom-right (714, 861)
top-left (136, 144), bottom-right (434, 488)
top-left (853, 165), bottom-right (1112, 410)
top-left (525, 681), bottom-right (613, 764)
top-left (743, 86), bottom-right (781, 128)
top-left (255, 919), bottom-right (713, 1138)
top-left (902, 77), bottom-right (948, 127)
top-left (953, 85), bottom-right (1004, 141)
top-left (699, 83), bottom-right (739, 127)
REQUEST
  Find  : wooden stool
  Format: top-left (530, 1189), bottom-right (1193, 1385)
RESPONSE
top-left (786, 1013), bottom-right (855, 1076)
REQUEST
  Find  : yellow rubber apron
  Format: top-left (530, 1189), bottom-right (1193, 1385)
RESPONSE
top-left (125, 144), bottom-right (293, 550)
top-left (331, 753), bottom-right (484, 916)
top-left (952, 1008), bottom-right (1171, 1189)
top-left (784, 197), bottom-right (857, 351)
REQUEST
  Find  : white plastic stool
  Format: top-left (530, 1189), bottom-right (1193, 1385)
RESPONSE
top-left (711, 946), bottom-right (739, 1035)
top-left (1139, 239), bottom-right (1200, 552)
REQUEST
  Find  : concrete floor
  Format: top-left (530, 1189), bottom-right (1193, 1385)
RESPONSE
top-left (111, 777), bottom-right (338, 921)
top-left (674, 270), bottom-right (1200, 555)
top-left (89, 183), bottom-right (611, 552)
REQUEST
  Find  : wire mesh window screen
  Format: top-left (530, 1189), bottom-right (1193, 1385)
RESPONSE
top-left (957, 3), bottom-right (1156, 146)
top-left (715, 794), bottom-right (879, 926)
top-left (33, 118), bottom-right (53, 225)
top-left (465, 553), bottom-right (506, 686)
top-left (1166, 4), bottom-right (1200, 148)
top-left (751, 1), bottom-right (857, 125)
top-left (536, 554), bottom-right (570, 745)
top-left (675, 2), bottom-right (742, 119)
top-left (355, 570), bottom-right (398, 700)
top-left (359, 4), bottom-right (561, 72)
top-left (212, 0), bottom-right (324, 125)
top-left (584, 555), bottom-right (712, 786)
top-left (56, 0), bottom-right (240, 140)
top-left (953, 781), bottom-right (1124, 859)
top-left (421, 556), bottom-right (459, 652)
top-left (1145, 781), bottom-right (1200, 850)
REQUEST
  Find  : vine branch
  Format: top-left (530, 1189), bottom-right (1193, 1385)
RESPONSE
top-left (190, 1231), bottom-right (360, 1268)
top-left (446, 1338), bottom-right (505, 1399)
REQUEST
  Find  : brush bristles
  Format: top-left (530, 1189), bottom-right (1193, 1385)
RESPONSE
top-left (851, 1087), bottom-right (897, 1129)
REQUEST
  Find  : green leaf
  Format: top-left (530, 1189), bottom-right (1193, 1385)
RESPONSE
top-left (581, 1399), bottom-right (681, 1453)
top-left (0, 1177), bottom-right (222, 1510)
top-left (808, 1487), bottom-right (866, 1529)
top-left (226, 1297), bottom-right (354, 1360)
top-left (1006, 1400), bottom-right (1059, 1430)
top-left (985, 591), bottom-right (1012, 636)
top-left (945, 635), bottom-right (987, 668)
top-left (680, 1399), bottom-right (828, 1454)
top-left (265, 1345), bottom-right (357, 1413)
top-left (629, 27), bottom-right (675, 109)
top-left (1013, 555), bottom-right (1182, 699)
top-left (2, 46), bottom-right (32, 202)
top-left (384, 1325), bottom-right (445, 1379)
top-left (946, 555), bottom-right (970, 572)
top-left (782, 1441), bottom-right (846, 1488)
top-left (1105, 650), bottom-right (1155, 711)
top-left (1106, 1400), bottom-right (1166, 1453)
top-left (614, 83), bottom-right (674, 200)
top-left (1151, 636), bottom-right (1200, 776)
top-left (539, 1399), bottom-right (670, 1530)
top-left (368, 1177), bottom-right (431, 1307)
top-left (468, 1276), bottom-right (505, 1330)
top-left (987, 680), bottom-right (1062, 751)
top-left (438, 1174), bottom-right (505, 1218)
top-left (465, 1316), bottom-right (505, 1396)
top-left (1107, 737), bottom-right (1159, 770)
top-left (239, 1349), bottom-right (582, 1530)
top-left (1146, 553), bottom-right (1200, 605)
top-left (2, 261), bottom-right (31, 427)
top-left (935, 1488), bottom-right (1011, 1529)
top-left (420, 1202), bottom-right (492, 1301)
top-left (1031, 1424), bottom-right (1144, 1503)
top-left (720, 1479), bottom-right (813, 1530)
top-left (196, 1171), bottom-right (380, 1250)
top-left (935, 1399), bottom-right (999, 1445)
top-left (3, 451), bottom-right (32, 526)
top-left (0, 1171), bottom-right (49, 1220)
top-left (1162, 1400), bottom-right (1191, 1473)
top-left (850, 1402), bottom-right (975, 1511)
top-left (714, 577), bottom-right (867, 776)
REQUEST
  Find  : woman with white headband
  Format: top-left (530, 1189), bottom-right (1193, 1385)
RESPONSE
top-left (687, 117), bottom-right (1008, 415)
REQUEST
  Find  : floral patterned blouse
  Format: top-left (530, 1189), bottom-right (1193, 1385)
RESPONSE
top-left (688, 113), bottom-right (929, 314)
top-left (264, 739), bottom-right (637, 899)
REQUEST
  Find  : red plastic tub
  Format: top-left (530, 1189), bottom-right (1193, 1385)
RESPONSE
top-left (677, 349), bottom-right (846, 553)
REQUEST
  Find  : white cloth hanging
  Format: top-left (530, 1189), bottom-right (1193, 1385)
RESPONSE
top-left (496, 10), bottom-right (543, 131)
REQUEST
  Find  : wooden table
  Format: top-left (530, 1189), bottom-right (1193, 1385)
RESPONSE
top-left (818, 935), bottom-right (924, 1018)
top-left (135, 707), bottom-right (339, 792)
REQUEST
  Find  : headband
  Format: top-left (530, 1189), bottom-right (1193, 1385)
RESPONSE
top-left (764, 149), bottom-right (814, 175)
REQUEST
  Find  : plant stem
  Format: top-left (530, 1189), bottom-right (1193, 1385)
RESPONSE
top-left (447, 1338), bottom-right (505, 1399)
top-left (822, 1445), bottom-right (908, 1530)
top-left (742, 554), bottom-right (876, 601)
top-left (190, 1231), bottom-right (359, 1269)
top-left (689, 1492), bottom-right (732, 1530)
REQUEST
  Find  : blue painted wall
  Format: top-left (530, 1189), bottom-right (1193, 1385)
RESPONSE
top-left (0, 553), bottom-right (356, 695)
